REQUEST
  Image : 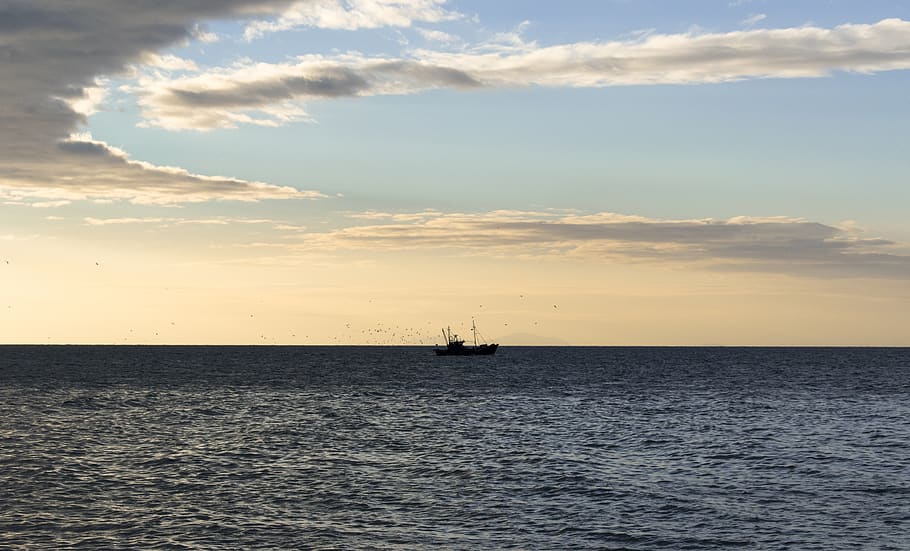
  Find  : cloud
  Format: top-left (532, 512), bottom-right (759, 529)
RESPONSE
top-left (191, 25), bottom-right (220, 44)
top-left (0, 133), bottom-right (321, 205)
top-left (136, 18), bottom-right (910, 129)
top-left (243, 0), bottom-right (460, 40)
top-left (266, 210), bottom-right (910, 279)
top-left (136, 56), bottom-right (481, 129)
top-left (416, 27), bottom-right (460, 45)
top-left (142, 54), bottom-right (200, 72)
top-left (62, 81), bottom-right (110, 117)
top-left (83, 215), bottom-right (299, 229)
top-left (83, 217), bottom-right (168, 226)
top-left (741, 13), bottom-right (767, 27)
top-left (0, 0), bottom-right (326, 204)
top-left (30, 200), bottom-right (71, 209)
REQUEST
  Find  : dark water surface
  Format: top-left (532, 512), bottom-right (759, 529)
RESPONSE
top-left (1, 346), bottom-right (908, 549)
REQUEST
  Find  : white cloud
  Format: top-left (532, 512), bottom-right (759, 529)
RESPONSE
top-left (416, 27), bottom-right (459, 44)
top-left (0, 233), bottom-right (39, 242)
top-left (485, 20), bottom-right (535, 52)
top-left (83, 216), bottom-right (296, 227)
top-left (61, 81), bottom-right (110, 117)
top-left (142, 54), bottom-right (199, 72)
top-left (136, 18), bottom-right (910, 130)
top-left (742, 13), bottom-right (767, 27)
top-left (191, 25), bottom-right (220, 44)
top-left (30, 200), bottom-right (72, 209)
top-left (84, 217), bottom-right (167, 226)
top-left (243, 0), bottom-right (461, 40)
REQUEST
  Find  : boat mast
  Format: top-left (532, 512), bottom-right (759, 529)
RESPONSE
top-left (473, 319), bottom-right (477, 348)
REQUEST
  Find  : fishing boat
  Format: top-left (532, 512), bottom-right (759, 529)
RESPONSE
top-left (435, 321), bottom-right (498, 356)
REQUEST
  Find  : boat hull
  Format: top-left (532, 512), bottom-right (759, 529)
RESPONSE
top-left (435, 344), bottom-right (498, 356)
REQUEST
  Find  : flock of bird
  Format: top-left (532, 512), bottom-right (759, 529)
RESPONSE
top-left (3, 259), bottom-right (560, 344)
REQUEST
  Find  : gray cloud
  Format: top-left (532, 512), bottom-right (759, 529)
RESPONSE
top-left (0, 0), bottom-right (326, 203)
top-left (168, 69), bottom-right (372, 107)
top-left (277, 211), bottom-right (910, 279)
top-left (144, 59), bottom-right (482, 128)
top-left (372, 60), bottom-right (482, 88)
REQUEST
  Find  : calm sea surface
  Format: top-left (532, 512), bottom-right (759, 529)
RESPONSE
top-left (1, 346), bottom-right (908, 549)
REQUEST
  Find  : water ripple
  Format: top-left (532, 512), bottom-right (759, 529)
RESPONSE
top-left (1, 346), bottom-right (909, 549)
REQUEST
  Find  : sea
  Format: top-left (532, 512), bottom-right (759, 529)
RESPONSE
top-left (1, 346), bottom-right (908, 550)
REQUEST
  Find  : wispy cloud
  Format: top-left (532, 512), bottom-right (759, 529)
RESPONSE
top-left (30, 200), bottom-right (72, 209)
top-left (35, 133), bottom-right (322, 205)
top-left (83, 217), bottom-right (168, 226)
top-left (255, 210), bottom-right (910, 280)
top-left (136, 18), bottom-right (910, 130)
top-left (141, 54), bottom-right (200, 72)
top-left (415, 27), bottom-right (460, 45)
top-left (741, 13), bottom-right (767, 27)
top-left (83, 216), bottom-right (299, 230)
top-left (243, 0), bottom-right (460, 40)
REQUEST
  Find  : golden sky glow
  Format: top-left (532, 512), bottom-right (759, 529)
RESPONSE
top-left (2, 2), bottom-right (909, 345)
top-left (2, 220), bottom-right (908, 345)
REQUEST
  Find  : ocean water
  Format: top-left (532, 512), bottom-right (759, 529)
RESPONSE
top-left (1, 346), bottom-right (908, 550)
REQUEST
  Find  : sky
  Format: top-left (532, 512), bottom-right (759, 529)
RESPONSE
top-left (1, 0), bottom-right (909, 345)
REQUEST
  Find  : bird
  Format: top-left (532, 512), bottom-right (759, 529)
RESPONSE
top-left (553, 304), bottom-right (558, 309)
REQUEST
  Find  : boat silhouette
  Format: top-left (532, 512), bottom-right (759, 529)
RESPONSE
top-left (435, 321), bottom-right (499, 356)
